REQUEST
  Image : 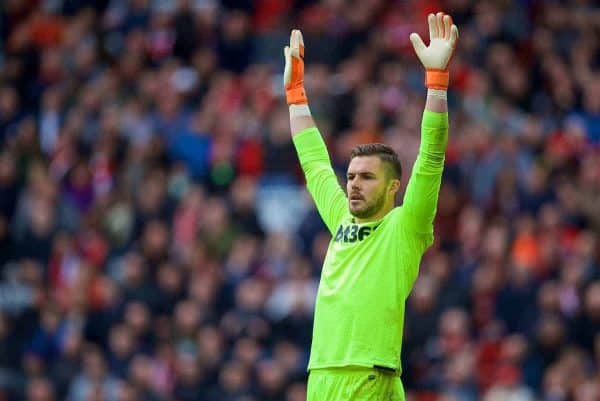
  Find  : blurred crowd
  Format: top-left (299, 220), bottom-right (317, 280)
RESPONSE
top-left (0, 0), bottom-right (599, 400)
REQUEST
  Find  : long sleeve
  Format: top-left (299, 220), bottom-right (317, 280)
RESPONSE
top-left (293, 127), bottom-right (347, 235)
top-left (401, 110), bottom-right (448, 235)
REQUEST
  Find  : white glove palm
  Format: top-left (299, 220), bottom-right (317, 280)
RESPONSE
top-left (410, 12), bottom-right (458, 70)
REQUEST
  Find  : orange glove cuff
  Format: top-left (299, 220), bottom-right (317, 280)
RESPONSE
top-left (425, 69), bottom-right (449, 90)
top-left (286, 86), bottom-right (308, 105)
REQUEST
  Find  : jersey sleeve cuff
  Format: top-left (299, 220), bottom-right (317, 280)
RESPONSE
top-left (422, 111), bottom-right (449, 128)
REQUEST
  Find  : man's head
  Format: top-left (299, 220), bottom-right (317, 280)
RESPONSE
top-left (347, 144), bottom-right (402, 221)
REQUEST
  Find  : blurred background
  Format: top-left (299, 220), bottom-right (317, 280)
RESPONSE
top-left (0, 0), bottom-right (598, 400)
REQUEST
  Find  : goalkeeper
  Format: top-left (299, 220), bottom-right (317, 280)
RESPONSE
top-left (284, 12), bottom-right (459, 400)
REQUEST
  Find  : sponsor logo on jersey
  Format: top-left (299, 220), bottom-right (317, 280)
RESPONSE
top-left (333, 224), bottom-right (379, 243)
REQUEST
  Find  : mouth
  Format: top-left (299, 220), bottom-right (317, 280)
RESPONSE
top-left (350, 193), bottom-right (364, 201)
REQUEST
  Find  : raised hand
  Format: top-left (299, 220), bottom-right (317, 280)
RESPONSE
top-left (283, 29), bottom-right (308, 105)
top-left (410, 12), bottom-right (459, 90)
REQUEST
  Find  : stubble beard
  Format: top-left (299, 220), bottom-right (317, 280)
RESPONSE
top-left (349, 189), bottom-right (387, 220)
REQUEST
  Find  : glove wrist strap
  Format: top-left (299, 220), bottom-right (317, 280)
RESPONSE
top-left (425, 69), bottom-right (449, 90)
top-left (286, 86), bottom-right (308, 105)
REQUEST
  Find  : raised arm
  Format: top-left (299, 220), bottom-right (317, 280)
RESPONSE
top-left (284, 30), bottom-right (314, 136)
top-left (401, 13), bottom-right (459, 235)
top-left (284, 30), bottom-right (347, 234)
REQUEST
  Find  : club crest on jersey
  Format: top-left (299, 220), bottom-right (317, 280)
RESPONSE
top-left (334, 224), bottom-right (379, 243)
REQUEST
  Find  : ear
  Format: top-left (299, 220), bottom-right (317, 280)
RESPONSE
top-left (388, 179), bottom-right (401, 194)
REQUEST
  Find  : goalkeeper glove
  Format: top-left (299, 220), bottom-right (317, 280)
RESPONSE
top-left (410, 12), bottom-right (459, 90)
top-left (283, 29), bottom-right (308, 105)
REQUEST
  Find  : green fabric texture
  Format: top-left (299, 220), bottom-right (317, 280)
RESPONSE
top-left (307, 367), bottom-right (405, 401)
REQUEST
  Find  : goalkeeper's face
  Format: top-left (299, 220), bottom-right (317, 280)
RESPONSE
top-left (346, 156), bottom-right (394, 220)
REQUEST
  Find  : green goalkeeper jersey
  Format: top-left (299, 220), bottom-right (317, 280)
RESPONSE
top-left (292, 111), bottom-right (448, 371)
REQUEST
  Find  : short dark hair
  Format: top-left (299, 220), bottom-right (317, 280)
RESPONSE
top-left (349, 143), bottom-right (402, 180)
